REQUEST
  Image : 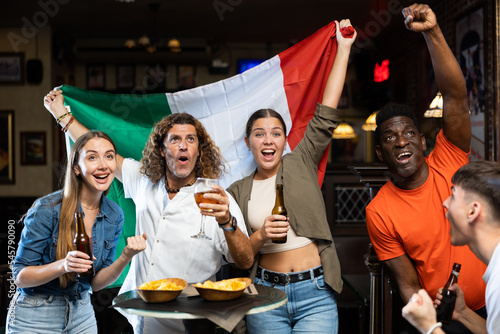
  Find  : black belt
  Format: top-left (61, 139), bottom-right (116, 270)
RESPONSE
top-left (256, 266), bottom-right (323, 285)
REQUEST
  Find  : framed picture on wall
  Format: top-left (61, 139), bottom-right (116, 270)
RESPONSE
top-left (145, 63), bottom-right (167, 92)
top-left (329, 118), bottom-right (367, 165)
top-left (21, 131), bottom-right (46, 165)
top-left (0, 53), bottom-right (24, 84)
top-left (177, 65), bottom-right (196, 90)
top-left (456, 6), bottom-right (485, 160)
top-left (0, 110), bottom-right (15, 184)
top-left (87, 63), bottom-right (106, 90)
top-left (116, 64), bottom-right (135, 90)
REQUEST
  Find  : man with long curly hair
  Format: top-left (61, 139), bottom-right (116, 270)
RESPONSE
top-left (45, 92), bottom-right (254, 334)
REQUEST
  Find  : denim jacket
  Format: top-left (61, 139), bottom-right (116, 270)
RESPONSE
top-left (12, 190), bottom-right (124, 299)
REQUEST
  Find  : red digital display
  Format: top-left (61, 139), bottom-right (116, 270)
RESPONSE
top-left (374, 59), bottom-right (390, 82)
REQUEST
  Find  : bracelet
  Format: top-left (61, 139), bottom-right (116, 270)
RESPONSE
top-left (56, 112), bottom-right (72, 125)
top-left (426, 322), bottom-right (442, 334)
top-left (218, 215), bottom-right (237, 232)
top-left (218, 215), bottom-right (233, 226)
top-left (62, 116), bottom-right (75, 133)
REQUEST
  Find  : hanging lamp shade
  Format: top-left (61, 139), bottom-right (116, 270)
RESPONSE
top-left (424, 91), bottom-right (443, 118)
top-left (138, 35), bottom-right (151, 46)
top-left (124, 39), bottom-right (136, 48)
top-left (332, 122), bottom-right (357, 139)
top-left (146, 44), bottom-right (157, 53)
top-left (168, 38), bottom-right (180, 48)
top-left (168, 38), bottom-right (181, 53)
top-left (362, 111), bottom-right (378, 131)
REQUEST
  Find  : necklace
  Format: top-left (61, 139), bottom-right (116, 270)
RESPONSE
top-left (82, 204), bottom-right (99, 211)
top-left (165, 178), bottom-right (196, 193)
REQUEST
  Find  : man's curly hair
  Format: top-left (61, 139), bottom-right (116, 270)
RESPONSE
top-left (140, 113), bottom-right (226, 183)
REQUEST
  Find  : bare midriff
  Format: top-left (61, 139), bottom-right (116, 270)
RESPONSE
top-left (259, 242), bottom-right (322, 273)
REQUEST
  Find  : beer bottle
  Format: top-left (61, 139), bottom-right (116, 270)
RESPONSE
top-left (73, 211), bottom-right (95, 278)
top-left (436, 263), bottom-right (461, 324)
top-left (271, 184), bottom-right (287, 244)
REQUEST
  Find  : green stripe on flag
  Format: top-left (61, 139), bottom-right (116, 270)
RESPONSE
top-left (61, 85), bottom-right (172, 288)
top-left (61, 85), bottom-right (172, 159)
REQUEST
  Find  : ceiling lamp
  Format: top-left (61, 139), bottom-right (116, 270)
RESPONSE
top-left (138, 34), bottom-right (151, 47)
top-left (362, 111), bottom-right (378, 131)
top-left (146, 44), bottom-right (157, 53)
top-left (124, 39), bottom-right (136, 48)
top-left (168, 38), bottom-right (181, 53)
top-left (332, 122), bottom-right (357, 139)
top-left (168, 38), bottom-right (180, 48)
top-left (424, 91), bottom-right (443, 118)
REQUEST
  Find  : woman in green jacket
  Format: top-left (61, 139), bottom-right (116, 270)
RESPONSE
top-left (227, 19), bottom-right (356, 334)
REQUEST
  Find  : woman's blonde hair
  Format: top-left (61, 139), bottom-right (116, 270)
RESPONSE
top-left (57, 131), bottom-right (116, 288)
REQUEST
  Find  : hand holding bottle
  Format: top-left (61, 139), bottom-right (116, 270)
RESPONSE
top-left (73, 211), bottom-right (95, 277)
top-left (435, 283), bottom-right (467, 322)
top-left (62, 250), bottom-right (94, 274)
top-left (436, 263), bottom-right (461, 324)
top-left (260, 214), bottom-right (289, 242)
top-left (271, 184), bottom-right (288, 244)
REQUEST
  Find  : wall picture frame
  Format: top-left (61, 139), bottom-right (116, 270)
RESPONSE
top-left (87, 63), bottom-right (106, 90)
top-left (21, 131), bottom-right (46, 165)
top-left (329, 118), bottom-right (367, 165)
top-left (0, 53), bottom-right (24, 84)
top-left (0, 110), bottom-right (15, 184)
top-left (145, 63), bottom-right (167, 92)
top-left (177, 65), bottom-right (196, 90)
top-left (456, 6), bottom-right (485, 161)
top-left (116, 64), bottom-right (135, 90)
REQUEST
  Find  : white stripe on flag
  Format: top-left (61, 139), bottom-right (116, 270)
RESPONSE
top-left (166, 55), bottom-right (292, 188)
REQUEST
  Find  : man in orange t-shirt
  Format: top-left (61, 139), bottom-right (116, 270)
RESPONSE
top-left (365, 4), bottom-right (486, 333)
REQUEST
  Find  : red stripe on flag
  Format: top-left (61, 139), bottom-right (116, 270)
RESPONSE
top-left (279, 21), bottom-right (338, 184)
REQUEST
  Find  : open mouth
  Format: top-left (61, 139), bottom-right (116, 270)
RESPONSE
top-left (396, 152), bottom-right (412, 163)
top-left (261, 149), bottom-right (275, 160)
top-left (94, 174), bottom-right (109, 181)
top-left (178, 155), bottom-right (190, 165)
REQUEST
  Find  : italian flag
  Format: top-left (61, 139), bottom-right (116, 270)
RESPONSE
top-left (61, 21), bottom-right (349, 287)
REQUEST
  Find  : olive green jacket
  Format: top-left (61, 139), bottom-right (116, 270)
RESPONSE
top-left (227, 103), bottom-right (342, 293)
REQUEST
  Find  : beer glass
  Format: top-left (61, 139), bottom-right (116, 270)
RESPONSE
top-left (191, 178), bottom-right (219, 240)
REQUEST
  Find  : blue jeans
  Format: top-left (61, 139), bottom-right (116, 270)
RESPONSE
top-left (6, 291), bottom-right (97, 334)
top-left (246, 269), bottom-right (338, 334)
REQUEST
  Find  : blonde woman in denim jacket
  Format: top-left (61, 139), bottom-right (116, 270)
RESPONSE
top-left (7, 131), bottom-right (146, 333)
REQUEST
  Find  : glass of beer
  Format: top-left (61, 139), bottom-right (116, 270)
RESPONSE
top-left (191, 178), bottom-right (219, 240)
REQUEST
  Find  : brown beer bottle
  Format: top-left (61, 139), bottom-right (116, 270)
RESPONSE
top-left (436, 263), bottom-right (461, 324)
top-left (271, 184), bottom-right (287, 244)
top-left (73, 211), bottom-right (95, 278)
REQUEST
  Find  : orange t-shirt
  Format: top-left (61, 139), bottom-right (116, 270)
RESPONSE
top-left (366, 130), bottom-right (486, 311)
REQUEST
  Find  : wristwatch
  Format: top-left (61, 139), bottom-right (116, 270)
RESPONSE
top-left (218, 215), bottom-right (237, 232)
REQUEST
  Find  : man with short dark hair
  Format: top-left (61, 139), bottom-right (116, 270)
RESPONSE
top-left (365, 4), bottom-right (486, 333)
top-left (402, 161), bottom-right (500, 334)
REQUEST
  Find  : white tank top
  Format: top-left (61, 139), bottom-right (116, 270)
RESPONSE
top-left (248, 175), bottom-right (312, 254)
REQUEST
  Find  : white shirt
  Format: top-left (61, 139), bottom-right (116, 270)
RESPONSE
top-left (118, 158), bottom-right (248, 334)
top-left (483, 242), bottom-right (500, 334)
